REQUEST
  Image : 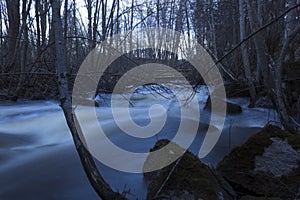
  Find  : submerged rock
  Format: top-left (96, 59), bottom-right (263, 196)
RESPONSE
top-left (205, 96), bottom-right (242, 114)
top-left (224, 82), bottom-right (250, 98)
top-left (254, 96), bottom-right (274, 109)
top-left (217, 125), bottom-right (300, 199)
top-left (143, 139), bottom-right (236, 200)
top-left (226, 101), bottom-right (242, 114)
top-left (0, 94), bottom-right (9, 101)
top-left (240, 196), bottom-right (280, 200)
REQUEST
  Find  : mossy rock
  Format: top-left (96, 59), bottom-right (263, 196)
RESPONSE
top-left (143, 139), bottom-right (235, 200)
top-left (217, 125), bottom-right (300, 199)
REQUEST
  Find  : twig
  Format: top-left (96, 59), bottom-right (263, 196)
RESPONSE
top-left (193, 3), bottom-right (300, 87)
top-left (228, 120), bottom-right (234, 153)
top-left (217, 3), bottom-right (300, 65)
top-left (294, 187), bottom-right (300, 200)
top-left (154, 155), bottom-right (184, 198)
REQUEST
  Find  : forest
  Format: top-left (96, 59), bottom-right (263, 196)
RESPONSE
top-left (0, 0), bottom-right (300, 199)
top-left (0, 0), bottom-right (299, 130)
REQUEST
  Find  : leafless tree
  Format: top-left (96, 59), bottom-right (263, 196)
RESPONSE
top-left (5, 0), bottom-right (20, 71)
top-left (51, 0), bottom-right (125, 199)
top-left (239, 0), bottom-right (257, 106)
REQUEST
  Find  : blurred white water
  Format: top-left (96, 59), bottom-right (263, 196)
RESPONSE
top-left (0, 101), bottom-right (71, 149)
top-left (0, 86), bottom-right (280, 199)
top-left (0, 85), bottom-right (280, 165)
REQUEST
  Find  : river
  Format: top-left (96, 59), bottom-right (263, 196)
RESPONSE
top-left (0, 86), bottom-right (279, 199)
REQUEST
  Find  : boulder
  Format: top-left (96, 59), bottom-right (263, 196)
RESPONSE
top-left (72, 96), bottom-right (100, 107)
top-left (217, 125), bottom-right (300, 199)
top-left (31, 93), bottom-right (46, 100)
top-left (205, 96), bottom-right (242, 114)
top-left (0, 94), bottom-right (9, 101)
top-left (143, 139), bottom-right (236, 200)
top-left (226, 101), bottom-right (242, 114)
top-left (254, 96), bottom-right (274, 109)
top-left (240, 196), bottom-right (280, 200)
top-left (224, 82), bottom-right (250, 98)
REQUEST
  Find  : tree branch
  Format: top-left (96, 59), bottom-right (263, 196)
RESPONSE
top-left (217, 3), bottom-right (300, 65)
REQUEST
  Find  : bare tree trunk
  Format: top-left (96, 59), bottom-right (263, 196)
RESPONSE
top-left (64, 0), bottom-right (69, 40)
top-left (168, 0), bottom-right (175, 30)
top-left (195, 0), bottom-right (204, 47)
top-left (0, 3), bottom-right (3, 72)
top-left (285, 0), bottom-right (298, 61)
top-left (129, 0), bottom-right (134, 57)
top-left (246, 0), bottom-right (271, 93)
top-left (184, 0), bottom-right (192, 56)
top-left (64, 0), bottom-right (69, 71)
top-left (51, 0), bottom-right (125, 199)
top-left (155, 0), bottom-right (161, 59)
top-left (16, 0), bottom-right (32, 97)
top-left (36, 0), bottom-right (41, 49)
top-left (87, 0), bottom-right (93, 50)
top-left (102, 0), bottom-right (107, 41)
top-left (93, 0), bottom-right (100, 48)
top-left (275, 11), bottom-right (300, 131)
top-left (285, 0), bottom-right (298, 39)
top-left (41, 0), bottom-right (48, 48)
top-left (156, 0), bottom-right (160, 27)
top-left (116, 0), bottom-right (120, 34)
top-left (73, 0), bottom-right (79, 68)
top-left (5, 0), bottom-right (20, 71)
top-left (231, 1), bottom-right (239, 74)
top-left (209, 0), bottom-right (217, 57)
top-left (239, 0), bottom-right (257, 107)
top-left (172, 0), bottom-right (185, 60)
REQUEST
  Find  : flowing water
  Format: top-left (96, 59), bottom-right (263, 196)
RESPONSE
top-left (0, 86), bottom-right (279, 199)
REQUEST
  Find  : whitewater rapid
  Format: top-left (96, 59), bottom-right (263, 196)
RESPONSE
top-left (0, 86), bottom-right (279, 199)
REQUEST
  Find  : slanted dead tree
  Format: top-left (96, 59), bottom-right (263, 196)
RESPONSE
top-left (51, 0), bottom-right (125, 199)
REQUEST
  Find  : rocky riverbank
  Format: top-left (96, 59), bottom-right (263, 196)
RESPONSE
top-left (143, 125), bottom-right (300, 200)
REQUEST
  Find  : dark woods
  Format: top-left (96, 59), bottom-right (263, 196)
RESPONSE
top-left (0, 0), bottom-right (300, 129)
top-left (0, 1), bottom-right (300, 199)
top-left (0, 0), bottom-right (299, 140)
